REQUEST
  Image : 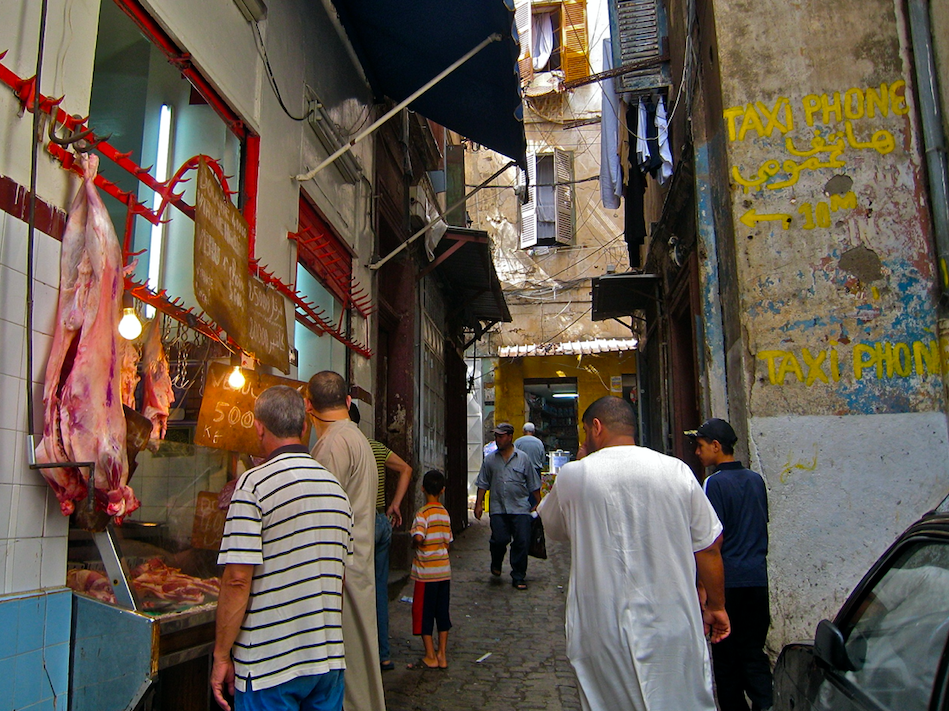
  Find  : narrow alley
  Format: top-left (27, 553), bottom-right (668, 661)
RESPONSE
top-left (382, 516), bottom-right (580, 711)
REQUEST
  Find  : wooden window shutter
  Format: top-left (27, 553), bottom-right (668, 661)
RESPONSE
top-left (561, 0), bottom-right (589, 83)
top-left (520, 156), bottom-right (538, 249)
top-left (514, 0), bottom-right (534, 85)
top-left (554, 148), bottom-right (573, 245)
top-left (612, 0), bottom-right (668, 93)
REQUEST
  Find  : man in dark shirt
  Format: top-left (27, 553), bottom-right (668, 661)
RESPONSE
top-left (687, 418), bottom-right (772, 711)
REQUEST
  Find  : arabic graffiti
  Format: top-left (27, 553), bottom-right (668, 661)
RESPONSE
top-left (726, 82), bottom-right (907, 194)
top-left (757, 339), bottom-right (940, 386)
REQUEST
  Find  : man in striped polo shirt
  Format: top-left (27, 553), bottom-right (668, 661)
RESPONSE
top-left (212, 386), bottom-right (354, 711)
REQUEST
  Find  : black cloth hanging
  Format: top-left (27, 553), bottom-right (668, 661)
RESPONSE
top-left (625, 103), bottom-right (647, 269)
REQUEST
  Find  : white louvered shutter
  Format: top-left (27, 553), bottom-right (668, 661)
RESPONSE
top-left (520, 154), bottom-right (538, 249)
top-left (554, 148), bottom-right (573, 245)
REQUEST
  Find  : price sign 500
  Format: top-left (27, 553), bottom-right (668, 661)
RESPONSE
top-left (214, 401), bottom-right (257, 429)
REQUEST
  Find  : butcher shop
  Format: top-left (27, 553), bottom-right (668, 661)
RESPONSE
top-left (0, 0), bottom-right (378, 708)
top-left (0, 0), bottom-right (522, 706)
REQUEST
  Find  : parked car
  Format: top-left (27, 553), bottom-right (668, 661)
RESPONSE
top-left (774, 512), bottom-right (949, 711)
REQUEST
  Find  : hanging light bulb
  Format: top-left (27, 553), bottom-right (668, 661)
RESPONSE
top-left (228, 366), bottom-right (246, 390)
top-left (118, 307), bottom-right (143, 340)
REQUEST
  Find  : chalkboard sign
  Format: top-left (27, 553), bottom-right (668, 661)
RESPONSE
top-left (194, 159), bottom-right (249, 342)
top-left (194, 362), bottom-right (307, 455)
top-left (245, 277), bottom-right (290, 373)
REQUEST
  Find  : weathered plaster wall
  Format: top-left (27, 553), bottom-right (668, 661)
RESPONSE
top-left (711, 0), bottom-right (949, 643)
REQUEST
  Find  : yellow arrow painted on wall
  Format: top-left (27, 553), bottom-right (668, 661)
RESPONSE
top-left (740, 208), bottom-right (792, 230)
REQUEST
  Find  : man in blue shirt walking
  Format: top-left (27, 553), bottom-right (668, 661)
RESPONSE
top-left (474, 423), bottom-right (541, 590)
top-left (688, 418), bottom-right (773, 711)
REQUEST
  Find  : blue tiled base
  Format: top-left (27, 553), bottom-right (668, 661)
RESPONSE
top-left (0, 588), bottom-right (72, 710)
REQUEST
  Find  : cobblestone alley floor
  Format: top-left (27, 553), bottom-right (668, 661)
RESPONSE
top-left (381, 515), bottom-right (581, 711)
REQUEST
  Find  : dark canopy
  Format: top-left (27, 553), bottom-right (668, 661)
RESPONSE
top-left (330, 0), bottom-right (527, 166)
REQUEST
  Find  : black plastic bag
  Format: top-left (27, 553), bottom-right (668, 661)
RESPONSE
top-left (529, 515), bottom-right (547, 559)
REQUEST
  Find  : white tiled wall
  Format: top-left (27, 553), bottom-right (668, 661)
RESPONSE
top-left (0, 212), bottom-right (69, 595)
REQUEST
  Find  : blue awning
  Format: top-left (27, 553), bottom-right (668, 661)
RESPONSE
top-left (329, 0), bottom-right (527, 166)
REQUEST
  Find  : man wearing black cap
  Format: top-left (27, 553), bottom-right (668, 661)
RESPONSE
top-left (474, 422), bottom-right (541, 589)
top-left (687, 418), bottom-right (772, 711)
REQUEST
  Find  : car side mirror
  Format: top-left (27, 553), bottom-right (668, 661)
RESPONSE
top-left (814, 619), bottom-right (858, 672)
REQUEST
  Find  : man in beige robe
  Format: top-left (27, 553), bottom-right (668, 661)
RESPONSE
top-left (307, 371), bottom-right (386, 711)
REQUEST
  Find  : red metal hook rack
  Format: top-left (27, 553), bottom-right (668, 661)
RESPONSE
top-left (0, 53), bottom-right (372, 359)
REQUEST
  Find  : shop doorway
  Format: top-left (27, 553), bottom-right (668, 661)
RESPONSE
top-left (523, 377), bottom-right (580, 456)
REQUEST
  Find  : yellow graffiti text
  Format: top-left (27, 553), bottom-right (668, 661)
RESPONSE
top-left (723, 97), bottom-right (795, 142)
top-left (758, 340), bottom-right (939, 386)
top-left (797, 192), bottom-right (857, 229)
top-left (802, 82), bottom-right (908, 126)
top-left (778, 446), bottom-right (819, 484)
top-left (852, 341), bottom-right (939, 380)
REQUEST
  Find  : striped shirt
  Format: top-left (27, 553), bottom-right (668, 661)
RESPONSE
top-left (410, 503), bottom-right (453, 581)
top-left (369, 439), bottom-right (391, 511)
top-left (218, 445), bottom-right (354, 692)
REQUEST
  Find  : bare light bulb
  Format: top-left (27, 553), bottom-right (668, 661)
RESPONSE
top-left (227, 366), bottom-right (246, 389)
top-left (118, 307), bottom-right (143, 340)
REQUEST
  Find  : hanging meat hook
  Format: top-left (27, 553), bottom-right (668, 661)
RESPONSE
top-left (48, 114), bottom-right (111, 152)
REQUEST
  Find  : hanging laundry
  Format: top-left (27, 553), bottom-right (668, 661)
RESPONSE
top-left (656, 96), bottom-right (674, 184)
top-left (643, 99), bottom-right (663, 176)
top-left (625, 103), bottom-right (647, 269)
top-left (636, 98), bottom-right (649, 170)
top-left (600, 39), bottom-right (622, 210)
top-left (532, 11), bottom-right (554, 70)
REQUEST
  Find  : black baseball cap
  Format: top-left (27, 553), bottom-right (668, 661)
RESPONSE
top-left (493, 423), bottom-right (515, 435)
top-left (684, 418), bottom-right (737, 446)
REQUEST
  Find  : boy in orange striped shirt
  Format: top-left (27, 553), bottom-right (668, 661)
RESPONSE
top-left (409, 470), bottom-right (453, 669)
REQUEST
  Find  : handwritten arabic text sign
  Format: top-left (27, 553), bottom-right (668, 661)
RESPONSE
top-left (194, 159), bottom-right (249, 341)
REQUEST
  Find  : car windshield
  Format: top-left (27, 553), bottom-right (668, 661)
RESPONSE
top-left (840, 539), bottom-right (949, 710)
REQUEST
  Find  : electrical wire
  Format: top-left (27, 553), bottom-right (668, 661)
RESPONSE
top-left (251, 20), bottom-right (311, 122)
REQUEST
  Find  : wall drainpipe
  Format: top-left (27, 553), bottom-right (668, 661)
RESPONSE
top-left (906, 0), bottom-right (949, 406)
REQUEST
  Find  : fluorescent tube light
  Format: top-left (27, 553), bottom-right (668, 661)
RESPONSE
top-left (146, 104), bottom-right (173, 317)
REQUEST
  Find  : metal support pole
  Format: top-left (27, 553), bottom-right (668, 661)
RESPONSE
top-left (369, 160), bottom-right (516, 271)
top-left (295, 33), bottom-right (501, 182)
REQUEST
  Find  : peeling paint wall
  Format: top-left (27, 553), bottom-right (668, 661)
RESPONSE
top-left (710, 0), bottom-right (949, 644)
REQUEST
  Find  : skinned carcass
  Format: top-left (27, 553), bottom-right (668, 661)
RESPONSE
top-left (35, 154), bottom-right (139, 523)
top-left (141, 317), bottom-right (175, 441)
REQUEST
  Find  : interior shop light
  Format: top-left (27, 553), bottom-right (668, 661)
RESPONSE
top-left (552, 392), bottom-right (579, 399)
top-left (228, 366), bottom-right (246, 390)
top-left (146, 104), bottom-right (173, 316)
top-left (118, 307), bottom-right (143, 340)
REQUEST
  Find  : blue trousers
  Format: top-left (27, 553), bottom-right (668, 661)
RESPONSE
top-left (235, 669), bottom-right (344, 711)
top-left (374, 512), bottom-right (392, 661)
top-left (489, 513), bottom-right (532, 584)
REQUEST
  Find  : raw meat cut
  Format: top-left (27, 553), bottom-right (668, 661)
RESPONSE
top-left (120, 339), bottom-right (140, 409)
top-left (66, 568), bottom-right (117, 604)
top-left (141, 317), bottom-right (175, 441)
top-left (130, 558), bottom-right (220, 605)
top-left (35, 154), bottom-right (140, 522)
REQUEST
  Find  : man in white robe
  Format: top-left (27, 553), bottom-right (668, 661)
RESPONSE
top-left (307, 371), bottom-right (386, 711)
top-left (538, 396), bottom-right (730, 711)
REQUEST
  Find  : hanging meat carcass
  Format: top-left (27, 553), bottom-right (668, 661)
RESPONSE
top-left (120, 338), bottom-right (140, 409)
top-left (35, 153), bottom-right (139, 523)
top-left (141, 316), bottom-right (175, 441)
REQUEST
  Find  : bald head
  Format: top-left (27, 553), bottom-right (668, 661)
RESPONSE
top-left (582, 397), bottom-right (636, 438)
top-left (307, 371), bottom-right (348, 411)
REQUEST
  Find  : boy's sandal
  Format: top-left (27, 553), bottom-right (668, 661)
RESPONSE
top-left (406, 659), bottom-right (440, 670)
top-left (490, 568), bottom-right (502, 577)
top-left (380, 660), bottom-right (395, 671)
top-left (513, 582), bottom-right (528, 590)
